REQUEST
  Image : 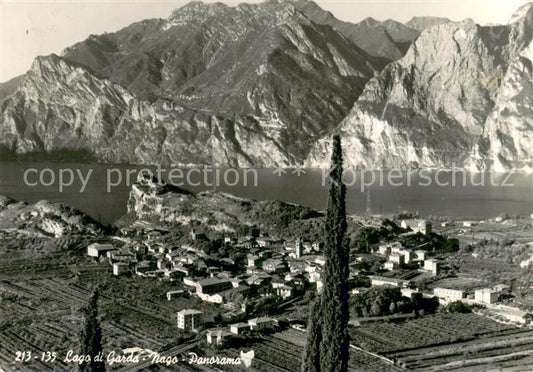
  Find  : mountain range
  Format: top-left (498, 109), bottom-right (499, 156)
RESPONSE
top-left (0, 0), bottom-right (531, 170)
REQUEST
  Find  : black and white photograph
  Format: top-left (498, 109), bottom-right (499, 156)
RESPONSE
top-left (0, 0), bottom-right (532, 370)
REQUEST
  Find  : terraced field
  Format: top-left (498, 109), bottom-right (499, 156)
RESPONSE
top-left (0, 257), bottom-right (207, 371)
top-left (387, 330), bottom-right (533, 370)
top-left (350, 313), bottom-right (533, 371)
top-left (223, 329), bottom-right (404, 372)
top-left (351, 313), bottom-right (519, 353)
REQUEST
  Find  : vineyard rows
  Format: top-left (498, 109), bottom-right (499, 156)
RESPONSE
top-left (351, 313), bottom-right (517, 353)
top-left (387, 330), bottom-right (533, 370)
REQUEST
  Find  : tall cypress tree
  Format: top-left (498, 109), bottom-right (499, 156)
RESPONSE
top-left (302, 135), bottom-right (350, 372)
top-left (79, 288), bottom-right (105, 372)
top-left (302, 299), bottom-right (323, 371)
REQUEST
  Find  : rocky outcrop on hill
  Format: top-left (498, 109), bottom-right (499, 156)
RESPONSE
top-left (0, 195), bottom-right (103, 237)
top-left (122, 173), bottom-right (322, 235)
top-left (305, 3), bottom-right (533, 171)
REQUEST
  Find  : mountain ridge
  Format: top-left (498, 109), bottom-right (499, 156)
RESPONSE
top-left (1, 0), bottom-right (532, 170)
top-left (0, 0), bottom-right (388, 166)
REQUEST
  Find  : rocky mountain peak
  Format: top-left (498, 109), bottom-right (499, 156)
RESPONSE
top-left (29, 54), bottom-right (67, 76)
top-left (509, 2), bottom-right (533, 24)
top-left (405, 16), bottom-right (451, 32)
top-left (168, 1), bottom-right (230, 23)
top-left (165, 0), bottom-right (308, 30)
top-left (507, 2), bottom-right (533, 58)
top-left (360, 17), bottom-right (380, 27)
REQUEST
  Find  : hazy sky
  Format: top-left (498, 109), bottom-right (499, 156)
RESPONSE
top-left (0, 0), bottom-right (529, 82)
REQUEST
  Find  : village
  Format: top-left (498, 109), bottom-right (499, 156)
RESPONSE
top-left (85, 214), bottom-right (533, 352)
top-left (1, 197), bottom-right (533, 371)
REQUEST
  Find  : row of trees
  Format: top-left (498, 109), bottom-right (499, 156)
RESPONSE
top-left (351, 288), bottom-right (439, 318)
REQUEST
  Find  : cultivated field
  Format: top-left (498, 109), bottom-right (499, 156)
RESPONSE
top-left (0, 253), bottom-right (217, 371)
top-left (350, 312), bottom-right (533, 371)
top-left (221, 329), bottom-right (403, 372)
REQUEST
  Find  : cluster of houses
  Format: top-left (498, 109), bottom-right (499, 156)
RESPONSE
top-left (174, 245), bottom-right (326, 314)
top-left (377, 241), bottom-right (431, 272)
top-left (376, 219), bottom-right (441, 274)
top-left (376, 242), bottom-right (445, 276)
top-left (87, 232), bottom-right (329, 324)
top-left (87, 219), bottom-right (531, 332)
top-left (87, 243), bottom-right (138, 276)
top-left (367, 273), bottom-right (530, 324)
top-left (369, 273), bottom-right (509, 306)
top-left (176, 308), bottom-right (277, 345)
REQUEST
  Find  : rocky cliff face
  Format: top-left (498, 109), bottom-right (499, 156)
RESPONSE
top-left (478, 5), bottom-right (533, 172)
top-left (0, 0), bottom-right (385, 167)
top-left (305, 3), bottom-right (533, 171)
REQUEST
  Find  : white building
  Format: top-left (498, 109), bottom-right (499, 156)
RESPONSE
top-left (391, 246), bottom-right (403, 254)
top-left (166, 290), bottom-right (185, 301)
top-left (256, 237), bottom-right (272, 248)
top-left (389, 253), bottom-right (404, 265)
top-left (276, 285), bottom-right (293, 299)
top-left (378, 245), bottom-right (390, 255)
top-left (207, 329), bottom-right (232, 345)
top-left (402, 249), bottom-right (413, 263)
top-left (113, 262), bottom-right (129, 276)
top-left (415, 250), bottom-right (426, 261)
top-left (316, 279), bottom-right (324, 293)
top-left (247, 255), bottom-right (260, 268)
top-left (384, 261), bottom-right (396, 271)
top-left (433, 288), bottom-right (464, 302)
top-left (486, 305), bottom-right (530, 324)
top-left (230, 322), bottom-right (251, 335)
top-left (370, 276), bottom-right (403, 287)
top-left (493, 284), bottom-right (510, 293)
top-left (157, 259), bottom-right (168, 270)
top-left (198, 293), bottom-right (224, 304)
top-left (177, 309), bottom-right (203, 331)
top-left (183, 277), bottom-right (198, 287)
top-left (295, 238), bottom-right (303, 258)
top-left (401, 288), bottom-right (419, 298)
top-left (475, 288), bottom-right (500, 304)
top-left (423, 259), bottom-right (440, 275)
top-left (87, 243), bottom-right (115, 258)
top-left (248, 317), bottom-right (276, 331)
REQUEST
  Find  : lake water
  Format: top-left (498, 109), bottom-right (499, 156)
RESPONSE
top-left (0, 161), bottom-right (531, 225)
